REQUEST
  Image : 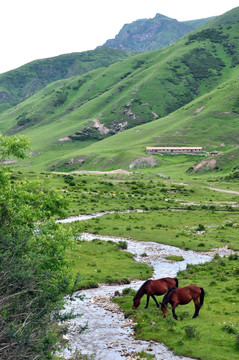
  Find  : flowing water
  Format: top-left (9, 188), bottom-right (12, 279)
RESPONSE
top-left (57, 212), bottom-right (235, 360)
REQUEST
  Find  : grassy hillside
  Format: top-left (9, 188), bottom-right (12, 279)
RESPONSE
top-left (0, 7), bottom-right (239, 173)
top-left (0, 47), bottom-right (134, 112)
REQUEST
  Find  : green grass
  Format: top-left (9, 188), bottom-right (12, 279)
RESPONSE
top-left (113, 254), bottom-right (239, 360)
top-left (165, 255), bottom-right (184, 261)
top-left (68, 239), bottom-right (153, 289)
top-left (0, 47), bottom-right (134, 112)
top-left (7, 166), bottom-right (239, 360)
top-left (75, 209), bottom-right (239, 251)
top-left (15, 169), bottom-right (238, 215)
top-left (11, 170), bottom-right (238, 253)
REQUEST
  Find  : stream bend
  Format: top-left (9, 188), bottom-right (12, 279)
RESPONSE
top-left (57, 214), bottom-right (235, 360)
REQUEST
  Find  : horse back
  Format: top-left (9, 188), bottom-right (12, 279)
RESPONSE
top-left (150, 278), bottom-right (176, 295)
top-left (173, 285), bottom-right (202, 304)
top-left (165, 277), bottom-right (178, 288)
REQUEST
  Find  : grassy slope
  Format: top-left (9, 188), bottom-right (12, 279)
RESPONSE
top-left (0, 8), bottom-right (239, 173)
top-left (13, 68), bottom-right (239, 173)
top-left (0, 46), bottom-right (134, 112)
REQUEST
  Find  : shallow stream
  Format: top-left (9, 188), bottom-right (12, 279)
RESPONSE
top-left (57, 212), bottom-right (234, 360)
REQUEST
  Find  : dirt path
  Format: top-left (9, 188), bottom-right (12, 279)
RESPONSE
top-left (207, 187), bottom-right (239, 195)
top-left (52, 169), bottom-right (132, 175)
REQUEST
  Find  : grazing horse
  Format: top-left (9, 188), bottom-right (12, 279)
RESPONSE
top-left (132, 277), bottom-right (178, 309)
top-left (160, 285), bottom-right (204, 320)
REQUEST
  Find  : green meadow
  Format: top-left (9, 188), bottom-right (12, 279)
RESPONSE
top-left (4, 139), bottom-right (239, 360)
top-left (42, 167), bottom-right (237, 360)
top-left (68, 239), bottom-right (153, 290)
top-left (113, 254), bottom-right (239, 360)
top-left (40, 166), bottom-right (238, 360)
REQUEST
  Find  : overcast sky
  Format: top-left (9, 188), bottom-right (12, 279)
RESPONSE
top-left (1, 0), bottom-right (238, 74)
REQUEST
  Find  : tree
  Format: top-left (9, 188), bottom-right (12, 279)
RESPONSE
top-left (0, 134), bottom-right (72, 359)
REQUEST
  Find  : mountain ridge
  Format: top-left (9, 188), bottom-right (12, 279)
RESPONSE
top-left (0, 47), bottom-right (134, 113)
top-left (103, 13), bottom-right (214, 52)
top-left (0, 13), bottom-right (214, 114)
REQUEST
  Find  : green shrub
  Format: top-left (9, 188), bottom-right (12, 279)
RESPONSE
top-left (222, 323), bottom-right (238, 335)
top-left (184, 325), bottom-right (200, 339)
top-left (118, 241), bottom-right (128, 249)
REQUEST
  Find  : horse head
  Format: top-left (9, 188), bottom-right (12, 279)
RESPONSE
top-left (160, 302), bottom-right (167, 317)
top-left (132, 297), bottom-right (140, 309)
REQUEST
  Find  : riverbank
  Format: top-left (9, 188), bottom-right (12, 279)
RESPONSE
top-left (57, 223), bottom-right (237, 359)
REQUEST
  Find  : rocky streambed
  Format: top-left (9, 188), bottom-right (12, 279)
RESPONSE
top-left (57, 213), bottom-right (235, 360)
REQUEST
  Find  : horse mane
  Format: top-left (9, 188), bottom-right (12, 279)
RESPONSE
top-left (161, 287), bottom-right (177, 306)
top-left (174, 278), bottom-right (178, 287)
top-left (133, 279), bottom-right (151, 300)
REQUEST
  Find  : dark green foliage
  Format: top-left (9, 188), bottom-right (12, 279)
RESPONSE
top-left (118, 240), bottom-right (128, 249)
top-left (52, 90), bottom-right (68, 107)
top-left (222, 323), bottom-right (238, 334)
top-left (181, 48), bottom-right (225, 80)
top-left (70, 127), bottom-right (103, 141)
top-left (197, 224), bottom-right (205, 231)
top-left (186, 29), bottom-right (229, 44)
top-left (184, 325), bottom-right (200, 339)
top-left (0, 136), bottom-right (72, 359)
top-left (0, 47), bottom-right (134, 111)
top-left (224, 170), bottom-right (239, 180)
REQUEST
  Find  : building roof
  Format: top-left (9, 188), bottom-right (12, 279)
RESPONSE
top-left (146, 146), bottom-right (202, 150)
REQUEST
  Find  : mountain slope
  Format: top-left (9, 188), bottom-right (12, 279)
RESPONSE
top-left (0, 47), bottom-right (134, 113)
top-left (0, 7), bottom-right (239, 173)
top-left (103, 13), bottom-right (213, 52)
top-left (9, 69), bottom-right (239, 173)
top-left (49, 72), bottom-right (239, 173)
top-left (183, 17), bottom-right (216, 29)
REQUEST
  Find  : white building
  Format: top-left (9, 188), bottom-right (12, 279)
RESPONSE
top-left (146, 146), bottom-right (203, 155)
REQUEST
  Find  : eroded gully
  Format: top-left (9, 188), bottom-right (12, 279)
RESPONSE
top-left (57, 212), bottom-right (235, 360)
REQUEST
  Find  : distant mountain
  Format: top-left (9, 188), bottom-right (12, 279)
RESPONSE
top-left (183, 17), bottom-right (216, 29)
top-left (0, 47), bottom-right (134, 113)
top-left (103, 13), bottom-right (214, 52)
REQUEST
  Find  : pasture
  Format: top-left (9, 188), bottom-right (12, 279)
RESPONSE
top-left (9, 168), bottom-right (239, 359)
top-left (113, 254), bottom-right (239, 360)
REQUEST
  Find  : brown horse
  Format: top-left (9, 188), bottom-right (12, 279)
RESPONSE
top-left (160, 285), bottom-right (204, 320)
top-left (132, 277), bottom-right (178, 309)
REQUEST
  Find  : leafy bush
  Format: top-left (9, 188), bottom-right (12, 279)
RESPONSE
top-left (222, 323), bottom-right (238, 335)
top-left (184, 325), bottom-right (200, 339)
top-left (0, 135), bottom-right (72, 360)
top-left (118, 240), bottom-right (128, 249)
top-left (197, 224), bottom-right (205, 231)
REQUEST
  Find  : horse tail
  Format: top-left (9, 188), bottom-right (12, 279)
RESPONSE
top-left (199, 287), bottom-right (204, 308)
top-left (161, 287), bottom-right (176, 306)
top-left (174, 278), bottom-right (179, 288)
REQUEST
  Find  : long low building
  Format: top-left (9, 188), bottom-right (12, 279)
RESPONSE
top-left (146, 146), bottom-right (203, 154)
